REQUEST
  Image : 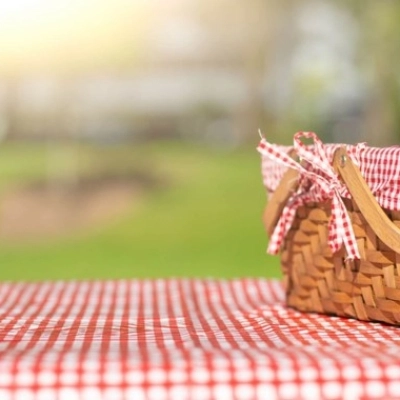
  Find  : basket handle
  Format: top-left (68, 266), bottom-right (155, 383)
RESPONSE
top-left (333, 146), bottom-right (400, 254)
top-left (263, 152), bottom-right (299, 236)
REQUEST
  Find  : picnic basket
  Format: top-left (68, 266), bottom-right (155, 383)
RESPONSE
top-left (258, 131), bottom-right (400, 325)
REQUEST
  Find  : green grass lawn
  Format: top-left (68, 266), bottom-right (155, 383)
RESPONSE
top-left (0, 140), bottom-right (281, 281)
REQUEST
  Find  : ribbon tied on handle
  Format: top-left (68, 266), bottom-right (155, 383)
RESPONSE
top-left (258, 131), bottom-right (360, 260)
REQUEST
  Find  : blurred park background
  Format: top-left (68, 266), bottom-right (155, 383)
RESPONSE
top-left (0, 0), bottom-right (398, 281)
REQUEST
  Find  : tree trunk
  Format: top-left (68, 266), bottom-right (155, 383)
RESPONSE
top-left (4, 77), bottom-right (20, 141)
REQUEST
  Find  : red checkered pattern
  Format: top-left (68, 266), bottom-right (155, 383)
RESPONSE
top-left (1, 278), bottom-right (400, 399)
top-left (258, 132), bottom-right (400, 259)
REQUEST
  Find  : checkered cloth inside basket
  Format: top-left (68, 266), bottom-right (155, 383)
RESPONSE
top-left (259, 133), bottom-right (400, 211)
top-left (258, 131), bottom-right (400, 259)
top-left (1, 278), bottom-right (400, 400)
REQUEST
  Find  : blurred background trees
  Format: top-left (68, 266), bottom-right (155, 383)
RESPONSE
top-left (1, 0), bottom-right (400, 146)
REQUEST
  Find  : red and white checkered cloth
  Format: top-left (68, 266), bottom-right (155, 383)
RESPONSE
top-left (1, 278), bottom-right (400, 400)
top-left (258, 132), bottom-right (400, 259)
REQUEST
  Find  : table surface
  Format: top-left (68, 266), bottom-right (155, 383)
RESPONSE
top-left (1, 278), bottom-right (400, 400)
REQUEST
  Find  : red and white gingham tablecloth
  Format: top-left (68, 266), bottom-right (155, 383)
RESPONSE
top-left (1, 278), bottom-right (400, 400)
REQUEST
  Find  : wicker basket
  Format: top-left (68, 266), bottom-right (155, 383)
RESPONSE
top-left (260, 134), bottom-right (400, 325)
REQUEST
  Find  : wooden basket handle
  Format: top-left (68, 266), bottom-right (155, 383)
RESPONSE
top-left (333, 146), bottom-right (400, 254)
top-left (263, 151), bottom-right (299, 236)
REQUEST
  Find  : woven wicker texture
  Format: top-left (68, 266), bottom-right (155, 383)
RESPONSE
top-left (281, 197), bottom-right (400, 325)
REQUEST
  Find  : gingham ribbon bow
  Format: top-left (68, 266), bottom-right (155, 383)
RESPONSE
top-left (258, 131), bottom-right (360, 260)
